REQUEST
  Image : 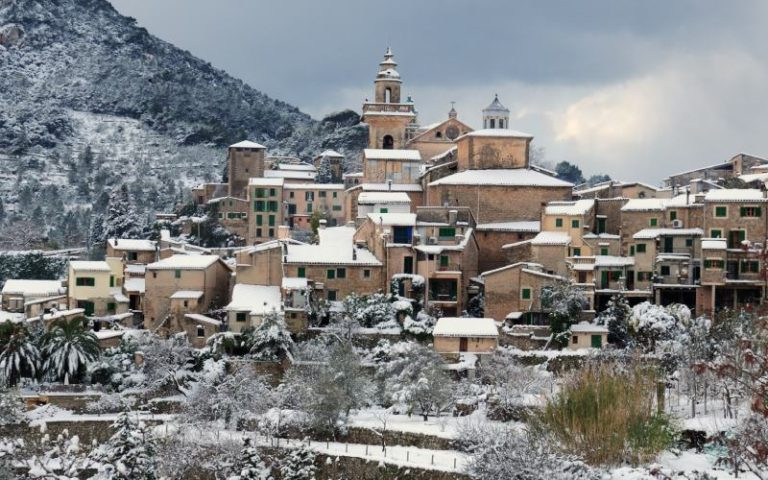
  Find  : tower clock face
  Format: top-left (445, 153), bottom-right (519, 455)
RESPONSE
top-left (445, 125), bottom-right (460, 140)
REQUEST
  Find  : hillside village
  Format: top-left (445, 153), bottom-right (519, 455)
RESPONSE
top-left (0, 49), bottom-right (767, 479)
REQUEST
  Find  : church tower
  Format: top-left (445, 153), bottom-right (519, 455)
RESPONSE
top-left (482, 94), bottom-right (510, 129)
top-left (361, 48), bottom-right (416, 149)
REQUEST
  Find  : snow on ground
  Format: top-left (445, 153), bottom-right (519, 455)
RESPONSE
top-left (610, 450), bottom-right (761, 480)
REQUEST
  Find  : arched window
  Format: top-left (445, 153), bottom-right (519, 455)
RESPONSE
top-left (385, 88), bottom-right (392, 103)
top-left (490, 119), bottom-right (496, 128)
top-left (435, 131), bottom-right (443, 138)
top-left (383, 135), bottom-right (394, 149)
top-left (499, 119), bottom-right (504, 128)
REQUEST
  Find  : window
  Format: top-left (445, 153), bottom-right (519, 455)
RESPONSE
top-left (256, 215), bottom-right (263, 226)
top-left (660, 265), bottom-right (670, 276)
top-left (269, 188), bottom-right (277, 197)
top-left (127, 252), bottom-right (138, 261)
top-left (333, 192), bottom-right (338, 198)
top-left (572, 247), bottom-right (581, 256)
top-left (571, 219), bottom-right (580, 228)
top-left (715, 206), bottom-right (727, 218)
top-left (332, 205), bottom-right (342, 211)
top-left (327, 269), bottom-right (335, 279)
top-left (636, 243), bottom-right (647, 253)
top-left (704, 259), bottom-right (724, 269)
top-left (380, 208), bottom-right (389, 213)
top-left (268, 201), bottom-right (278, 212)
top-left (75, 277), bottom-right (95, 287)
top-left (336, 268), bottom-right (346, 278)
top-left (268, 215), bottom-right (275, 226)
top-left (521, 288), bottom-right (531, 300)
top-left (649, 218), bottom-right (658, 227)
top-left (490, 119), bottom-right (495, 128)
top-left (636, 272), bottom-right (653, 281)
top-left (438, 227), bottom-right (456, 238)
top-left (572, 336), bottom-right (578, 345)
top-left (256, 228), bottom-right (262, 237)
top-left (174, 270), bottom-right (181, 279)
top-left (196, 326), bottom-right (205, 338)
top-left (600, 247), bottom-right (608, 255)
top-left (297, 267), bottom-right (305, 278)
top-left (236, 312), bottom-right (247, 322)
top-left (268, 228), bottom-right (274, 237)
top-left (686, 238), bottom-right (693, 247)
top-left (107, 302), bottom-right (115, 313)
top-left (363, 269), bottom-right (371, 279)
top-left (741, 260), bottom-right (760, 273)
top-left (741, 206), bottom-right (762, 218)
top-left (555, 218), bottom-right (563, 228)
top-left (109, 275), bottom-right (115, 287)
top-left (440, 255), bottom-right (449, 267)
top-left (319, 191), bottom-right (326, 198)
top-left (596, 217), bottom-right (606, 234)
top-left (669, 210), bottom-right (677, 221)
top-left (254, 201), bottom-right (265, 212)
top-left (289, 191), bottom-right (295, 199)
top-left (183, 300), bottom-right (188, 308)
top-left (710, 229), bottom-right (722, 238)
top-left (307, 203), bottom-right (313, 213)
top-left (435, 131), bottom-right (443, 138)
top-left (255, 188), bottom-right (266, 198)
top-left (327, 290), bottom-right (337, 301)
top-left (611, 271), bottom-right (622, 281)
top-left (305, 192), bottom-right (315, 202)
top-left (630, 246), bottom-right (635, 255)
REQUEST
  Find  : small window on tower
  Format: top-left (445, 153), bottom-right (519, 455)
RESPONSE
top-left (435, 131), bottom-right (442, 138)
top-left (490, 119), bottom-right (495, 128)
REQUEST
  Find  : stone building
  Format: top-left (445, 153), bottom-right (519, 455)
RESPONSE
top-left (433, 317), bottom-right (499, 354)
top-left (227, 140), bottom-right (266, 199)
top-left (480, 262), bottom-right (565, 325)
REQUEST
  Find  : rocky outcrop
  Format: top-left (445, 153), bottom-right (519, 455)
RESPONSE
top-left (0, 22), bottom-right (22, 47)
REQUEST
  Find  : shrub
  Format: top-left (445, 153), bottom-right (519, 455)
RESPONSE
top-left (536, 364), bottom-right (677, 466)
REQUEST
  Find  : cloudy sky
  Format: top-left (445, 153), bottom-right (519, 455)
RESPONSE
top-left (111, 0), bottom-right (768, 183)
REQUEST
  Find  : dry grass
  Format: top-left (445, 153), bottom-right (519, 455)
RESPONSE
top-left (535, 363), bottom-right (677, 466)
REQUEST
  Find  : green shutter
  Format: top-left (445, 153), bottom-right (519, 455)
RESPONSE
top-left (521, 288), bottom-right (531, 300)
top-left (297, 267), bottom-right (305, 278)
top-left (555, 218), bottom-right (563, 228)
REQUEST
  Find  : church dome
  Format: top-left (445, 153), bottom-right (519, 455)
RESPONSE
top-left (483, 94), bottom-right (509, 114)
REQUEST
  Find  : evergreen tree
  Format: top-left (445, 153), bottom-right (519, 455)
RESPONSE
top-left (91, 409), bottom-right (157, 479)
top-left (280, 444), bottom-right (316, 480)
top-left (244, 312), bottom-right (294, 362)
top-left (316, 156), bottom-right (332, 184)
top-left (231, 438), bottom-right (270, 480)
top-left (103, 184), bottom-right (144, 240)
top-left (598, 294), bottom-right (632, 348)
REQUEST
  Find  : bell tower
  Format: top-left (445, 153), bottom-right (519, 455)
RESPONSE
top-left (482, 94), bottom-right (510, 129)
top-left (361, 47), bottom-right (416, 149)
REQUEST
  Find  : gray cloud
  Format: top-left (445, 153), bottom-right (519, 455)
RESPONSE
top-left (110, 0), bottom-right (768, 183)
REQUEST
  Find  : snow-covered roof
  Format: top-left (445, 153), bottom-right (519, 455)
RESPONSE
top-left (285, 227), bottom-right (382, 266)
top-left (242, 239), bottom-right (306, 255)
top-left (124, 264), bottom-right (146, 275)
top-left (582, 233), bottom-right (621, 240)
top-left (738, 172), bottom-right (768, 184)
top-left (701, 239), bottom-right (727, 250)
top-left (570, 321), bottom-right (609, 334)
top-left (275, 163), bottom-right (316, 172)
top-left (620, 198), bottom-right (666, 212)
top-left (367, 213), bottom-right (416, 226)
top-left (480, 261), bottom-right (545, 277)
top-left (226, 284), bottom-right (282, 315)
top-left (633, 228), bottom-right (704, 240)
top-left (431, 146), bottom-right (457, 162)
top-left (428, 169), bottom-right (572, 188)
top-left (123, 277), bottom-right (145, 294)
top-left (248, 178), bottom-right (284, 187)
top-left (364, 149), bottom-right (422, 161)
top-left (148, 255), bottom-right (220, 271)
top-left (544, 200), bottom-right (595, 216)
top-left (482, 95), bottom-right (509, 113)
top-left (2, 279), bottom-right (63, 297)
top-left (594, 256), bottom-right (635, 267)
top-left (264, 170), bottom-right (316, 180)
top-left (413, 228), bottom-right (474, 254)
top-left (229, 140), bottom-right (266, 149)
top-left (530, 231), bottom-right (571, 246)
top-left (111, 289), bottom-right (129, 303)
top-left (184, 313), bottom-right (221, 326)
top-left (316, 149), bottom-right (344, 158)
top-left (358, 191), bottom-right (411, 204)
top-left (704, 189), bottom-right (766, 202)
top-left (284, 183), bottom-right (344, 190)
top-left (107, 238), bottom-right (157, 252)
top-left (475, 221), bottom-right (540, 233)
top-left (343, 172), bottom-right (363, 178)
top-left (433, 317), bottom-right (499, 337)
top-left (282, 277), bottom-right (308, 290)
top-left (170, 290), bottom-right (203, 299)
top-left (456, 128), bottom-right (533, 141)
top-left (361, 183), bottom-right (423, 192)
top-left (70, 261), bottom-right (111, 273)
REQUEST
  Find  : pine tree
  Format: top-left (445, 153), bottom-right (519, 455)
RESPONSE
top-left (598, 294), bottom-right (632, 348)
top-left (280, 444), bottom-right (316, 480)
top-left (103, 184), bottom-right (144, 240)
top-left (91, 409), bottom-right (157, 479)
top-left (244, 312), bottom-right (294, 362)
top-left (316, 156), bottom-right (332, 184)
top-left (231, 438), bottom-right (270, 480)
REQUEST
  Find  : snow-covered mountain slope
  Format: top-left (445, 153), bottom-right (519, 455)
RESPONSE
top-left (0, 0), bottom-right (366, 247)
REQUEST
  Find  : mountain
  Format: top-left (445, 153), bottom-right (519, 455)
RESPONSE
top-left (0, 0), bottom-right (367, 248)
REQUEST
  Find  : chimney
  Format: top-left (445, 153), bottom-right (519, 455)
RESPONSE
top-left (448, 209), bottom-right (458, 226)
top-left (278, 225), bottom-right (291, 240)
top-left (114, 238), bottom-right (118, 246)
top-left (387, 179), bottom-right (393, 191)
top-left (685, 189), bottom-right (690, 205)
top-left (352, 248), bottom-right (357, 260)
top-left (319, 219), bottom-right (327, 230)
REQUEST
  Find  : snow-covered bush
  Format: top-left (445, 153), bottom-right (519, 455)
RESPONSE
top-left (0, 387), bottom-right (25, 425)
top-left (477, 348), bottom-right (549, 420)
top-left (628, 302), bottom-right (689, 353)
top-left (228, 437), bottom-right (272, 480)
top-left (279, 443), bottom-right (317, 480)
top-left (89, 409), bottom-right (158, 479)
top-left (243, 312), bottom-right (294, 362)
top-left (597, 294), bottom-right (632, 348)
top-left (402, 310), bottom-right (436, 336)
top-left (541, 281), bottom-right (588, 349)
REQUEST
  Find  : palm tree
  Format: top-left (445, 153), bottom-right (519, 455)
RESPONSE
top-left (0, 321), bottom-right (40, 386)
top-left (42, 317), bottom-right (100, 385)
